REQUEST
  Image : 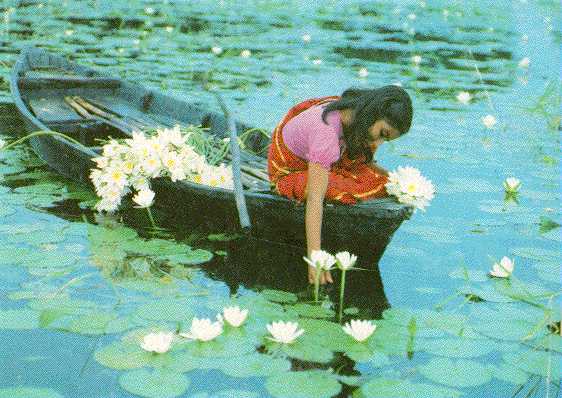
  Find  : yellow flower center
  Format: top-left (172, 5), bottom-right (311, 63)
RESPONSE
top-left (407, 183), bottom-right (417, 193)
top-left (193, 175), bottom-right (202, 183)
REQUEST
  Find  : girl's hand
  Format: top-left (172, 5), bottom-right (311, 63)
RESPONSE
top-left (308, 265), bottom-right (334, 285)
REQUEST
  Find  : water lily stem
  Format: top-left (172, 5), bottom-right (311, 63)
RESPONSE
top-left (314, 267), bottom-right (321, 303)
top-left (338, 269), bottom-right (347, 323)
top-left (1, 130), bottom-right (86, 151)
top-left (146, 207), bottom-right (157, 229)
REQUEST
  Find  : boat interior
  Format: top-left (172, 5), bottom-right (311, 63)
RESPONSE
top-left (18, 67), bottom-right (272, 192)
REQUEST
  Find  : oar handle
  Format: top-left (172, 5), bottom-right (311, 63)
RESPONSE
top-left (212, 91), bottom-right (251, 231)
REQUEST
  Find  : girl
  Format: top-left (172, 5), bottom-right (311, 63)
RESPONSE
top-left (267, 85), bottom-right (413, 285)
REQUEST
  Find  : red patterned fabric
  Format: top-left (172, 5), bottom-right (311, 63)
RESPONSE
top-left (267, 96), bottom-right (390, 204)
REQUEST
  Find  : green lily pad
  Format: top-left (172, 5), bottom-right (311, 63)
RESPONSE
top-left (207, 232), bottom-right (243, 241)
top-left (182, 334), bottom-right (257, 359)
top-left (167, 350), bottom-right (221, 372)
top-left (134, 298), bottom-right (195, 322)
top-left (219, 352), bottom-right (291, 377)
top-left (0, 387), bottom-right (63, 398)
top-left (287, 303), bottom-right (335, 319)
top-left (13, 183), bottom-right (67, 195)
top-left (189, 390), bottom-right (258, 398)
top-left (418, 357), bottom-right (492, 388)
top-left (510, 246), bottom-right (559, 262)
top-left (0, 309), bottom-right (40, 329)
top-left (94, 341), bottom-right (154, 370)
top-left (458, 284), bottom-right (514, 303)
top-left (161, 249), bottom-right (213, 265)
top-left (361, 378), bottom-right (462, 398)
top-left (121, 238), bottom-right (187, 256)
top-left (504, 350), bottom-right (561, 378)
top-left (119, 368), bottom-right (190, 398)
top-left (383, 308), bottom-right (467, 334)
top-left (420, 337), bottom-right (496, 358)
top-left (265, 370), bottom-right (341, 398)
top-left (63, 311), bottom-right (120, 335)
top-left (87, 224), bottom-right (138, 245)
top-left (261, 289), bottom-right (298, 304)
top-left (28, 296), bottom-right (100, 316)
top-left (531, 260), bottom-right (559, 284)
top-left (278, 338), bottom-right (334, 363)
top-left (488, 362), bottom-right (530, 385)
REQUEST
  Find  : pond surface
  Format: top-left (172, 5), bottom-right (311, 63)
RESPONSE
top-left (0, 1), bottom-right (560, 397)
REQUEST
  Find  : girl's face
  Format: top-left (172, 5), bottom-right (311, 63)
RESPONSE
top-left (367, 119), bottom-right (401, 149)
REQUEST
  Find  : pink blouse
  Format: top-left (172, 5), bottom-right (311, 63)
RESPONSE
top-left (281, 103), bottom-right (344, 170)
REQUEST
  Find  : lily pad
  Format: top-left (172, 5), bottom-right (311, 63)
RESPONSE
top-left (278, 338), bottom-right (334, 363)
top-left (219, 352), bottom-right (291, 377)
top-left (0, 387), bottom-right (63, 398)
top-left (418, 357), bottom-right (493, 387)
top-left (448, 267), bottom-right (488, 282)
top-left (0, 309), bottom-right (40, 329)
top-left (361, 378), bottom-right (462, 398)
top-left (503, 350), bottom-right (561, 378)
top-left (0, 206), bottom-right (15, 217)
top-left (510, 246), bottom-right (559, 262)
top-left (260, 289), bottom-right (298, 304)
top-left (119, 368), bottom-right (190, 398)
top-left (135, 298), bottom-right (195, 322)
top-left (265, 370), bottom-right (341, 398)
top-left (488, 362), bottom-right (530, 385)
top-left (94, 341), bottom-right (154, 370)
top-left (420, 337), bottom-right (496, 358)
top-left (161, 249), bottom-right (213, 265)
top-left (287, 303), bottom-right (335, 319)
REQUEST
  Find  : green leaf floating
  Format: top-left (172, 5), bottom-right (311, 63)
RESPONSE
top-left (504, 350), bottom-right (561, 379)
top-left (361, 378), bottom-right (462, 398)
top-left (219, 352), bottom-right (291, 377)
top-left (0, 387), bottom-right (63, 398)
top-left (286, 303), bottom-right (335, 319)
top-left (265, 370), bottom-right (341, 398)
top-left (418, 357), bottom-right (492, 388)
top-left (94, 341), bottom-right (154, 370)
top-left (420, 337), bottom-right (496, 358)
top-left (0, 309), bottom-right (40, 329)
top-left (260, 289), bottom-right (298, 304)
top-left (119, 368), bottom-right (190, 398)
top-left (134, 297), bottom-right (196, 322)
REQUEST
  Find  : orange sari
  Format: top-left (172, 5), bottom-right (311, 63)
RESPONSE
top-left (267, 96), bottom-right (389, 205)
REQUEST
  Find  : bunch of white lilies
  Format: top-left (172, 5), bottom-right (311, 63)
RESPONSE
top-left (139, 305), bottom-right (378, 355)
top-left (384, 166), bottom-right (435, 211)
top-left (89, 125), bottom-right (233, 213)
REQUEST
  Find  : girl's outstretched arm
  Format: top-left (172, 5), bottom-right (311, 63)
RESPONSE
top-left (305, 162), bottom-right (333, 285)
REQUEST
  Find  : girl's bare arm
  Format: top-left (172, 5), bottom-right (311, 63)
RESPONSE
top-left (305, 162), bottom-right (333, 284)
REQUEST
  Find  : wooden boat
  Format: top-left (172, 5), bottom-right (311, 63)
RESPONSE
top-left (10, 47), bottom-right (413, 265)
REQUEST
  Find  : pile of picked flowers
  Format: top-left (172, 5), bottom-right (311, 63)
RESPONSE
top-left (89, 125), bottom-right (234, 213)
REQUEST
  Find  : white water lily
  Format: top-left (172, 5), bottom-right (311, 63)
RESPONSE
top-left (303, 249), bottom-right (336, 271)
top-left (335, 251), bottom-right (358, 271)
top-left (301, 33), bottom-right (311, 42)
top-left (179, 317), bottom-right (223, 342)
top-left (240, 49), bottom-right (252, 58)
top-left (456, 91), bottom-right (472, 105)
top-left (266, 321), bottom-right (304, 344)
top-left (211, 46), bottom-right (223, 55)
top-left (358, 67), bottom-right (369, 78)
top-left (220, 306), bottom-right (249, 327)
top-left (489, 256), bottom-right (515, 278)
top-left (0, 138), bottom-right (5, 149)
top-left (132, 188), bottom-right (155, 208)
top-left (157, 125), bottom-right (186, 147)
top-left (518, 57), bottom-right (530, 69)
top-left (503, 177), bottom-right (521, 193)
top-left (481, 114), bottom-right (497, 129)
top-left (342, 320), bottom-right (377, 342)
top-left (385, 166), bottom-right (435, 211)
top-left (140, 331), bottom-right (174, 353)
top-left (412, 55), bottom-right (422, 65)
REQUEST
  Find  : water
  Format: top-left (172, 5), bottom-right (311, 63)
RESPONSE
top-left (0, 1), bottom-right (560, 397)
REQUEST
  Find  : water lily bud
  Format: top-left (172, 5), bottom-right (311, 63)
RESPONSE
top-left (456, 91), bottom-right (472, 105)
top-left (518, 57), bottom-right (530, 69)
top-left (481, 114), bottom-right (497, 129)
top-left (489, 256), bottom-right (514, 278)
top-left (240, 49), bottom-right (252, 58)
top-left (132, 188), bottom-right (155, 208)
top-left (335, 251), bottom-right (358, 270)
top-left (342, 320), bottom-right (377, 342)
top-left (412, 55), bottom-right (422, 65)
top-left (0, 138), bottom-right (6, 149)
top-left (140, 331), bottom-right (174, 353)
top-left (503, 177), bottom-right (521, 193)
top-left (303, 250), bottom-right (336, 271)
top-left (211, 46), bottom-right (223, 55)
top-left (358, 67), bottom-right (369, 78)
top-left (266, 321), bottom-right (304, 344)
top-left (301, 33), bottom-right (311, 43)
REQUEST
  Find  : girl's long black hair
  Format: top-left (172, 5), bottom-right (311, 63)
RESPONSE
top-left (321, 85), bottom-right (413, 161)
